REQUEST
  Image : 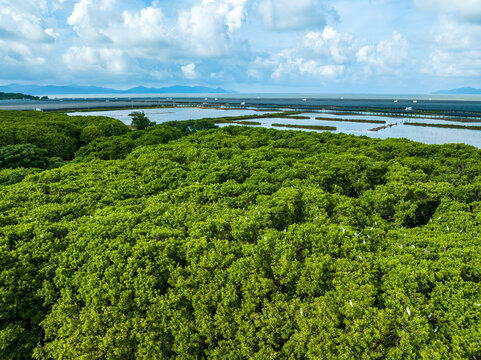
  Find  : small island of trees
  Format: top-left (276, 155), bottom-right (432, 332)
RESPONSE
top-left (0, 92), bottom-right (45, 100)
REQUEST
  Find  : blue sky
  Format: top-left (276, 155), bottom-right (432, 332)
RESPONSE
top-left (1, 0), bottom-right (481, 93)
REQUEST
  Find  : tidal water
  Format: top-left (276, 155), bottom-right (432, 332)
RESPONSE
top-left (68, 107), bottom-right (481, 149)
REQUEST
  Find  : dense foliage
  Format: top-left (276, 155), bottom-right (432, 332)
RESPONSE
top-left (0, 92), bottom-right (40, 100)
top-left (129, 111), bottom-right (156, 130)
top-left (0, 144), bottom-right (49, 169)
top-left (74, 125), bottom-right (183, 161)
top-left (1, 123), bottom-right (481, 359)
top-left (162, 119), bottom-right (219, 135)
top-left (0, 111), bottom-right (129, 160)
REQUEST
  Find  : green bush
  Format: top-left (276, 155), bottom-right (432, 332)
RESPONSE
top-left (74, 136), bottom-right (136, 161)
top-left (134, 125), bottom-right (183, 146)
top-left (129, 111), bottom-right (156, 130)
top-left (0, 111), bottom-right (129, 159)
top-left (163, 119), bottom-right (218, 134)
top-left (0, 167), bottom-right (41, 185)
top-left (0, 144), bottom-right (49, 169)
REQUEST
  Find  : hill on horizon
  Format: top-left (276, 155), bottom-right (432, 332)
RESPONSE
top-left (0, 84), bottom-right (232, 96)
top-left (433, 86), bottom-right (481, 95)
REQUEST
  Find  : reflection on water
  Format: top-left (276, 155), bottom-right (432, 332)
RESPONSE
top-left (68, 108), bottom-right (481, 148)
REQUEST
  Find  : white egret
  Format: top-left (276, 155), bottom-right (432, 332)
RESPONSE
top-left (406, 307), bottom-right (411, 316)
top-left (349, 300), bottom-right (354, 307)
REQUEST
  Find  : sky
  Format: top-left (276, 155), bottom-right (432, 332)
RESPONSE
top-left (1, 0), bottom-right (481, 93)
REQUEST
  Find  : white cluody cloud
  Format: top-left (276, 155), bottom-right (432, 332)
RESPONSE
top-left (181, 63), bottom-right (197, 79)
top-left (67, 0), bottom-right (121, 41)
top-left (61, 0), bottom-right (251, 78)
top-left (67, 0), bottom-right (248, 57)
top-left (424, 19), bottom-right (481, 77)
top-left (356, 31), bottom-right (409, 75)
top-left (302, 28), bottom-right (354, 64)
top-left (0, 0), bottom-right (57, 69)
top-left (415, 0), bottom-right (481, 22)
top-left (2, 0), bottom-right (481, 92)
top-left (413, 1), bottom-right (481, 78)
top-left (62, 46), bottom-right (128, 73)
top-left (0, 7), bottom-right (53, 43)
top-left (258, 0), bottom-right (336, 31)
top-left (258, 27), bottom-right (354, 81)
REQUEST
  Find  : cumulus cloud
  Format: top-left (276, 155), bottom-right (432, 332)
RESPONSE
top-left (0, 7), bottom-right (53, 43)
top-left (356, 31), bottom-right (409, 75)
top-left (257, 0), bottom-right (337, 31)
top-left (63, 46), bottom-right (128, 74)
top-left (3, 0), bottom-right (477, 91)
top-left (425, 19), bottom-right (481, 77)
top-left (302, 28), bottom-right (354, 64)
top-left (415, 0), bottom-right (481, 22)
top-left (174, 0), bottom-right (248, 58)
top-left (181, 63), bottom-right (197, 79)
top-left (68, 0), bottom-right (125, 42)
top-left (0, 0), bottom-right (57, 71)
top-left (64, 0), bottom-right (250, 77)
top-left (255, 27), bottom-right (354, 81)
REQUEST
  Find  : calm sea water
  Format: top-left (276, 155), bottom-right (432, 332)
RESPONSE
top-left (68, 107), bottom-right (481, 148)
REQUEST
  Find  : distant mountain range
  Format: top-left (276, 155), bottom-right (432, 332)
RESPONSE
top-left (0, 84), bottom-right (232, 95)
top-left (433, 87), bottom-right (481, 95)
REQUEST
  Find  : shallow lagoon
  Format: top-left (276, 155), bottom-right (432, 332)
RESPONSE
top-left (68, 107), bottom-right (481, 148)
top-left (69, 107), bottom-right (263, 124)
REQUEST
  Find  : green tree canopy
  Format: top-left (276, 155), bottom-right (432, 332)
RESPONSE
top-left (0, 143), bottom-right (48, 169)
top-left (0, 125), bottom-right (480, 359)
top-left (129, 111), bottom-right (156, 130)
